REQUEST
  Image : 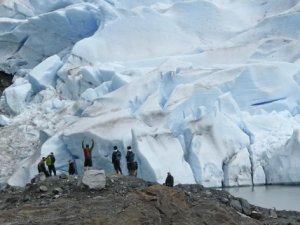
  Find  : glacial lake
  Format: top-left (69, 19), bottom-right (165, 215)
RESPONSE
top-left (223, 185), bottom-right (300, 211)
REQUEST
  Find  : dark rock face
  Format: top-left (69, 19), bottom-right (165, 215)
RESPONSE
top-left (0, 175), bottom-right (299, 225)
top-left (0, 71), bottom-right (13, 96)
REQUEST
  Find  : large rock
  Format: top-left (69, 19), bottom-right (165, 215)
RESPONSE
top-left (81, 170), bottom-right (106, 190)
top-left (230, 198), bottom-right (243, 212)
top-left (269, 208), bottom-right (277, 218)
top-left (251, 211), bottom-right (263, 220)
top-left (39, 185), bottom-right (48, 192)
top-left (31, 173), bottom-right (46, 184)
top-left (240, 198), bottom-right (252, 216)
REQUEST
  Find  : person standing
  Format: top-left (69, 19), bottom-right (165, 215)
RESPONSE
top-left (82, 139), bottom-right (94, 170)
top-left (68, 160), bottom-right (76, 175)
top-left (112, 146), bottom-right (122, 175)
top-left (46, 152), bottom-right (56, 176)
top-left (38, 157), bottom-right (50, 177)
top-left (126, 146), bottom-right (136, 176)
top-left (165, 172), bottom-right (174, 187)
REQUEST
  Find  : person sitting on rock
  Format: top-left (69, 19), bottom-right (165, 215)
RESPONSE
top-left (37, 157), bottom-right (50, 177)
top-left (126, 146), bottom-right (136, 176)
top-left (165, 172), bottom-right (174, 187)
top-left (68, 160), bottom-right (76, 175)
top-left (82, 139), bottom-right (94, 170)
top-left (112, 146), bottom-right (122, 175)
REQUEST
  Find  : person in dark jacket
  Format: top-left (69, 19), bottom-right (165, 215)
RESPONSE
top-left (112, 146), bottom-right (122, 175)
top-left (46, 152), bottom-right (56, 176)
top-left (68, 160), bottom-right (76, 175)
top-left (126, 146), bottom-right (137, 176)
top-left (165, 172), bottom-right (174, 187)
top-left (37, 157), bottom-right (50, 177)
top-left (126, 146), bottom-right (136, 176)
top-left (82, 139), bottom-right (94, 170)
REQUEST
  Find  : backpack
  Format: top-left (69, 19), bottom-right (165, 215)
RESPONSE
top-left (112, 150), bottom-right (121, 163)
top-left (50, 155), bottom-right (55, 163)
top-left (134, 161), bottom-right (138, 170)
top-left (46, 155), bottom-right (52, 166)
top-left (126, 151), bottom-right (135, 163)
top-left (116, 151), bottom-right (121, 161)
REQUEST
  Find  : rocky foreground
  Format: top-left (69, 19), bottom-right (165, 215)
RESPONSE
top-left (0, 173), bottom-right (299, 225)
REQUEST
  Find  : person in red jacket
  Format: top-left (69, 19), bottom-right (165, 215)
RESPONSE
top-left (82, 139), bottom-right (94, 170)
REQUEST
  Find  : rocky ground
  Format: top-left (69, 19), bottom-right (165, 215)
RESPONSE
top-left (0, 174), bottom-right (299, 225)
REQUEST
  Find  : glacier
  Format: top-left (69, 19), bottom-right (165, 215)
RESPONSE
top-left (1, 0), bottom-right (300, 187)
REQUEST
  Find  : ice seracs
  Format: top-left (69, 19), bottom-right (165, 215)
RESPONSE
top-left (0, 115), bottom-right (10, 126)
top-left (3, 78), bottom-right (32, 115)
top-left (28, 55), bottom-right (63, 93)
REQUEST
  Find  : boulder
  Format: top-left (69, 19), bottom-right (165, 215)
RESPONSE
top-left (220, 197), bottom-right (229, 204)
top-left (39, 185), bottom-right (48, 192)
top-left (81, 170), bottom-right (106, 190)
top-left (230, 198), bottom-right (242, 212)
top-left (269, 208), bottom-right (277, 218)
top-left (240, 198), bottom-right (252, 216)
top-left (59, 174), bottom-right (68, 179)
top-left (52, 188), bottom-right (63, 195)
top-left (22, 195), bottom-right (31, 202)
top-left (251, 210), bottom-right (263, 220)
top-left (31, 173), bottom-right (46, 184)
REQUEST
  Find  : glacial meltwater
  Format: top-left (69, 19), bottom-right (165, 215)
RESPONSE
top-left (223, 185), bottom-right (300, 211)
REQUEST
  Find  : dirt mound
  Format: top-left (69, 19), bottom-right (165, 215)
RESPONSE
top-left (0, 175), bottom-right (299, 225)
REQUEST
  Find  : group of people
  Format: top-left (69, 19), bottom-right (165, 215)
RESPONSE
top-left (37, 152), bottom-right (56, 177)
top-left (82, 139), bottom-right (138, 177)
top-left (38, 153), bottom-right (76, 177)
top-left (37, 139), bottom-right (173, 187)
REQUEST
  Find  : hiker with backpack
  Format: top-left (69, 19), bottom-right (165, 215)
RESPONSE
top-left (126, 146), bottom-right (137, 176)
top-left (46, 152), bottom-right (56, 176)
top-left (112, 146), bottom-right (122, 175)
top-left (82, 139), bottom-right (94, 170)
top-left (38, 157), bottom-right (50, 177)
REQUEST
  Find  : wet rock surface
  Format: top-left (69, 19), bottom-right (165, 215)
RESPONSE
top-left (0, 71), bottom-right (13, 96)
top-left (0, 175), bottom-right (299, 225)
